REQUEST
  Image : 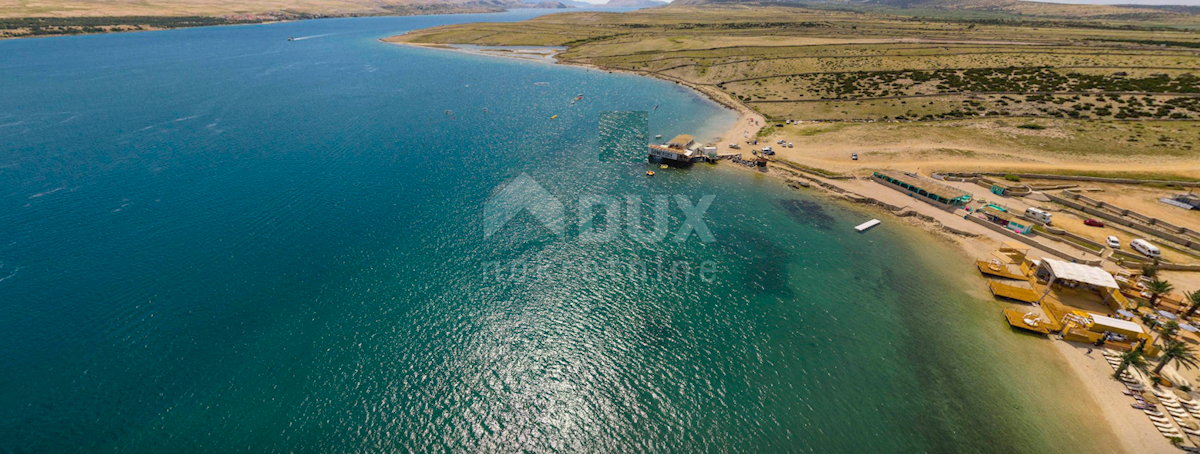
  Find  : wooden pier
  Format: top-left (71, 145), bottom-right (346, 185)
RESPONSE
top-left (1003, 308), bottom-right (1053, 334)
top-left (988, 280), bottom-right (1040, 304)
top-left (976, 260), bottom-right (1026, 280)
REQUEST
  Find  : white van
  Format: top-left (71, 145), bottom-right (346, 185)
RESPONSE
top-left (1024, 207), bottom-right (1053, 225)
top-left (1131, 239), bottom-right (1161, 258)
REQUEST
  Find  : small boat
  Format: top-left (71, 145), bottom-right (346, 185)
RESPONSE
top-left (287, 37), bottom-right (295, 41)
top-left (659, 164), bottom-right (668, 169)
top-left (550, 115), bottom-right (558, 120)
top-left (646, 171), bottom-right (655, 177)
top-left (655, 134), bottom-right (662, 139)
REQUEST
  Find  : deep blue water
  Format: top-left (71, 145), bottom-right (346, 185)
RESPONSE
top-left (0, 11), bottom-right (1110, 453)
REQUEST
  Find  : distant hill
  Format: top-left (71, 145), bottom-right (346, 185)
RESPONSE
top-left (605, 0), bottom-right (669, 7)
top-left (0, 0), bottom-right (552, 19)
top-left (668, 0), bottom-right (1198, 21)
top-left (520, 0), bottom-right (591, 7)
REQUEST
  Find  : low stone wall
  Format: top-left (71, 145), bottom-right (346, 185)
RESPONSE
top-left (1043, 226), bottom-right (1106, 251)
top-left (770, 159), bottom-right (855, 180)
top-left (965, 215), bottom-right (1102, 265)
top-left (1048, 191), bottom-right (1200, 252)
top-left (945, 172), bottom-right (1200, 188)
top-left (1063, 190), bottom-right (1200, 240)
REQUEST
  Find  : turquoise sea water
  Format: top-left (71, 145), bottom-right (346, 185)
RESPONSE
top-left (1, 11), bottom-right (1112, 453)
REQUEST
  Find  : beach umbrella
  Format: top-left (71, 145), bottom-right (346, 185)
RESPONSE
top-left (1117, 309), bottom-right (1136, 318)
top-left (1175, 388), bottom-right (1196, 402)
top-left (1160, 310), bottom-right (1179, 320)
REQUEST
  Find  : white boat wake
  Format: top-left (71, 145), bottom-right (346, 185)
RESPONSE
top-left (290, 33), bottom-right (342, 41)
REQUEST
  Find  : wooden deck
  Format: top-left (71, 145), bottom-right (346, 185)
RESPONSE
top-left (1003, 308), bottom-right (1053, 334)
top-left (976, 260), bottom-right (1026, 280)
top-left (988, 280), bottom-right (1040, 303)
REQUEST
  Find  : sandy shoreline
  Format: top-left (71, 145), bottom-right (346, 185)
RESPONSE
top-left (387, 38), bottom-right (1173, 452)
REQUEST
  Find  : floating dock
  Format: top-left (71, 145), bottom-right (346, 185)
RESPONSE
top-left (1003, 308), bottom-right (1053, 334)
top-left (988, 280), bottom-right (1040, 304)
top-left (975, 260), bottom-right (1027, 280)
top-left (854, 219), bottom-right (881, 232)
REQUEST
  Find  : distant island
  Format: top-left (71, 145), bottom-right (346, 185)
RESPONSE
top-left (604, 0), bottom-right (669, 7)
top-left (0, 0), bottom-right (573, 39)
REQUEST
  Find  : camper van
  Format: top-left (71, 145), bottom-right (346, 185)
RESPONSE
top-left (1131, 239), bottom-right (1161, 258)
top-left (1024, 207), bottom-right (1053, 225)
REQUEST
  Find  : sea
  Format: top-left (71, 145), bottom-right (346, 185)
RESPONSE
top-left (0, 9), bottom-right (1114, 453)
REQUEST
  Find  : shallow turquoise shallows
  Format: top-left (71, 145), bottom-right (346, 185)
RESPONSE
top-left (0, 11), bottom-right (1108, 453)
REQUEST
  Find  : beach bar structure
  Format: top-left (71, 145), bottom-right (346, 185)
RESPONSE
top-left (1059, 310), bottom-right (1149, 351)
top-left (871, 171), bottom-right (971, 209)
top-left (978, 206), bottom-right (1033, 234)
top-left (648, 134), bottom-right (708, 166)
top-left (1033, 258), bottom-right (1130, 310)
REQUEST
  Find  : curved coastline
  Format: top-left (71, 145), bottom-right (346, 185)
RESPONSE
top-left (383, 35), bottom-right (1165, 454)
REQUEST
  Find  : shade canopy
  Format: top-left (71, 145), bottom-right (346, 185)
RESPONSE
top-left (1041, 258), bottom-right (1119, 290)
top-left (1117, 309), bottom-right (1137, 318)
top-left (1089, 313), bottom-right (1145, 337)
top-left (1160, 310), bottom-right (1180, 320)
top-left (1181, 323), bottom-right (1200, 333)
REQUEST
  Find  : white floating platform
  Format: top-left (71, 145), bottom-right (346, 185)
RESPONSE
top-left (855, 219), bottom-right (881, 232)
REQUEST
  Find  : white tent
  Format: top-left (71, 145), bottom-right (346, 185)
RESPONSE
top-left (1089, 313), bottom-right (1144, 337)
top-left (1040, 258), bottom-right (1119, 289)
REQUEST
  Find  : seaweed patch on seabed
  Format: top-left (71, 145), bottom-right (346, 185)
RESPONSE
top-left (725, 228), bottom-right (795, 296)
top-left (775, 199), bottom-right (836, 231)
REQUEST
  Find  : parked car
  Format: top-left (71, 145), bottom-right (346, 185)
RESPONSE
top-left (1131, 238), bottom-right (1161, 258)
top-left (1084, 218), bottom-right (1105, 227)
top-left (1106, 236), bottom-right (1120, 249)
top-left (1025, 207), bottom-right (1053, 225)
top-left (851, 153), bottom-right (858, 161)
